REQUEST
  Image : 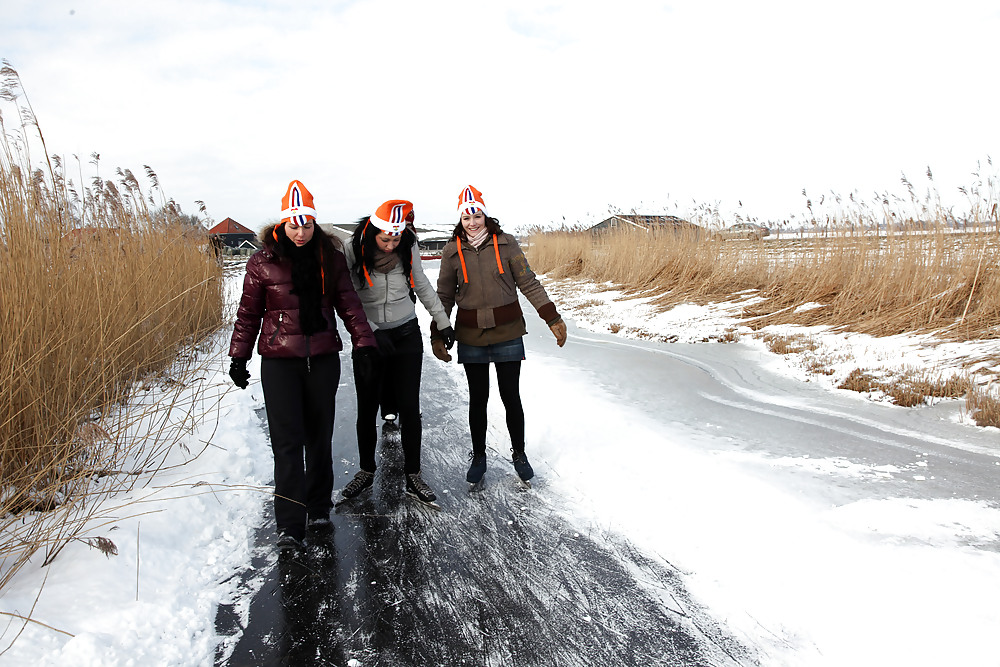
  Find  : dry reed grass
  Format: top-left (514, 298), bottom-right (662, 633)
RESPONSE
top-left (526, 168), bottom-right (1000, 426)
top-left (966, 383), bottom-right (1000, 428)
top-left (836, 368), bottom-right (973, 408)
top-left (0, 63), bottom-right (224, 599)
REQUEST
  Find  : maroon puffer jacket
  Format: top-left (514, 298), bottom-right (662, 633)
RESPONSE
top-left (229, 228), bottom-right (376, 359)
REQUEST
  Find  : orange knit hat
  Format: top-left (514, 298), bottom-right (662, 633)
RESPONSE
top-left (280, 180), bottom-right (316, 227)
top-left (457, 185), bottom-right (487, 217)
top-left (369, 200), bottom-right (413, 236)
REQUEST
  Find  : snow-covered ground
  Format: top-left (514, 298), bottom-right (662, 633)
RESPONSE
top-left (1, 263), bottom-right (998, 666)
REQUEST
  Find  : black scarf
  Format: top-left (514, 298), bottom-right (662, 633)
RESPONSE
top-left (285, 240), bottom-right (328, 336)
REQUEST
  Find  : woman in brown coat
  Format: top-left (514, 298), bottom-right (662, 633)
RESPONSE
top-left (432, 185), bottom-right (567, 485)
top-left (229, 180), bottom-right (377, 551)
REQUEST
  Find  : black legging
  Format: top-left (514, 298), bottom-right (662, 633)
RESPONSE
top-left (463, 360), bottom-right (524, 456)
top-left (354, 320), bottom-right (424, 474)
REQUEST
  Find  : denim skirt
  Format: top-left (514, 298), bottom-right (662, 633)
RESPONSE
top-left (457, 337), bottom-right (525, 364)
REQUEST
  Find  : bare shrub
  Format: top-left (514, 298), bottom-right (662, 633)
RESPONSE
top-left (719, 329), bottom-right (739, 343)
top-left (838, 369), bottom-right (878, 393)
top-left (913, 374), bottom-right (973, 399)
top-left (0, 63), bottom-right (224, 592)
top-left (763, 334), bottom-right (818, 355)
top-left (836, 368), bottom-right (972, 407)
top-left (967, 385), bottom-right (1000, 428)
top-left (887, 385), bottom-right (927, 408)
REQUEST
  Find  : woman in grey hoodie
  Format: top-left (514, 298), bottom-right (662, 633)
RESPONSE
top-left (341, 200), bottom-right (455, 505)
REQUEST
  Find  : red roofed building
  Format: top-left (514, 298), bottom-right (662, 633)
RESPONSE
top-left (208, 218), bottom-right (259, 253)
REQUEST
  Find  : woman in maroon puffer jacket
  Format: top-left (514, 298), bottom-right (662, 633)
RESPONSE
top-left (229, 180), bottom-right (377, 551)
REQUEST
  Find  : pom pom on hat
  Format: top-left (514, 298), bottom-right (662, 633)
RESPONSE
top-left (370, 200), bottom-right (413, 236)
top-left (457, 185), bottom-right (487, 217)
top-left (280, 180), bottom-right (316, 227)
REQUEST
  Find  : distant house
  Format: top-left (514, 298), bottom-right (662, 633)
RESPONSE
top-left (417, 234), bottom-right (450, 259)
top-left (589, 214), bottom-right (701, 237)
top-left (320, 223), bottom-right (356, 243)
top-left (208, 218), bottom-right (259, 251)
top-left (321, 222), bottom-right (453, 260)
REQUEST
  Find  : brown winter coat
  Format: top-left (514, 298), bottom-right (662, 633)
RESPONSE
top-left (435, 232), bottom-right (559, 346)
top-left (229, 225), bottom-right (376, 359)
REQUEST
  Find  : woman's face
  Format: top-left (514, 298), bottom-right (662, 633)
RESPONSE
top-left (375, 232), bottom-right (401, 253)
top-left (286, 220), bottom-right (315, 246)
top-left (461, 211), bottom-right (486, 236)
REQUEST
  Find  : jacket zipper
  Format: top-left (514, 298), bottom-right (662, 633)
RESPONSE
top-left (382, 272), bottom-right (390, 322)
top-left (269, 312), bottom-right (283, 345)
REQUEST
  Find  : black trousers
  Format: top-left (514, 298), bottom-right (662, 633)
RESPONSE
top-left (261, 353), bottom-right (340, 540)
top-left (354, 320), bottom-right (424, 474)
top-left (379, 378), bottom-right (397, 420)
top-left (463, 360), bottom-right (524, 457)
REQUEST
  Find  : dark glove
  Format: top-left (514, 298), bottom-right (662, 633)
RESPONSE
top-left (374, 329), bottom-right (396, 356)
top-left (352, 346), bottom-right (379, 387)
top-left (439, 326), bottom-right (456, 350)
top-left (228, 358), bottom-right (250, 389)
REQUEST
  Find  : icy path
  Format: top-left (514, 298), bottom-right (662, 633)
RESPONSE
top-left (218, 359), bottom-right (752, 666)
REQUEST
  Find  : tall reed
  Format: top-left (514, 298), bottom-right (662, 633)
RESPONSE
top-left (0, 62), bottom-right (224, 591)
top-left (528, 220), bottom-right (1000, 339)
top-left (526, 180), bottom-right (1000, 425)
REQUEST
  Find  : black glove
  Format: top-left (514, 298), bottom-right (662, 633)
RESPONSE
top-left (352, 346), bottom-right (379, 387)
top-left (439, 326), bottom-right (456, 350)
top-left (374, 329), bottom-right (396, 356)
top-left (228, 358), bottom-right (250, 389)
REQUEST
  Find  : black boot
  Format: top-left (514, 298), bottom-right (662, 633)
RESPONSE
top-left (466, 451), bottom-right (487, 483)
top-left (511, 449), bottom-right (534, 482)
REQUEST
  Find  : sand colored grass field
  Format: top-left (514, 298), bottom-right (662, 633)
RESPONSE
top-left (1, 64), bottom-right (224, 591)
top-left (526, 220), bottom-right (1000, 426)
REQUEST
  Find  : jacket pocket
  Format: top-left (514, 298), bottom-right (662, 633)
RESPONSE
top-left (494, 270), bottom-right (515, 298)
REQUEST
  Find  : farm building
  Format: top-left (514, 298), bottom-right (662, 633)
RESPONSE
top-left (417, 234), bottom-right (450, 259)
top-left (589, 214), bottom-right (702, 237)
top-left (321, 221), bottom-right (453, 260)
top-left (320, 223), bottom-right (356, 243)
top-left (208, 218), bottom-right (259, 254)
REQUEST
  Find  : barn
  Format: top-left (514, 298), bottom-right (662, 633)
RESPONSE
top-left (208, 218), bottom-right (259, 255)
top-left (589, 214), bottom-right (701, 237)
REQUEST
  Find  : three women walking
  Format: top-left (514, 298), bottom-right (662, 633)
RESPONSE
top-left (228, 182), bottom-right (565, 546)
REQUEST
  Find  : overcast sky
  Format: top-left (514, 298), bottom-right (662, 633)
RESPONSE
top-left (3, 0), bottom-right (999, 231)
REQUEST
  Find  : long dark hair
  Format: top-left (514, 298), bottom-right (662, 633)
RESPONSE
top-left (452, 215), bottom-right (503, 241)
top-left (350, 216), bottom-right (416, 288)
